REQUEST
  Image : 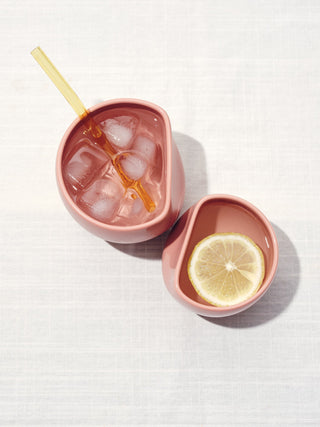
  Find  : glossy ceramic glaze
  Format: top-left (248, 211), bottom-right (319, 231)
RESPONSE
top-left (56, 99), bottom-right (185, 243)
top-left (162, 194), bottom-right (279, 317)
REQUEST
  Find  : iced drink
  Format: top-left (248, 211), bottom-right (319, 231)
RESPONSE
top-left (62, 105), bottom-right (166, 226)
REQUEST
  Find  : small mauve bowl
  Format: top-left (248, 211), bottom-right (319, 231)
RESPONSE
top-left (162, 194), bottom-right (279, 317)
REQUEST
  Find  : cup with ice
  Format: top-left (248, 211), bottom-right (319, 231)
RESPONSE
top-left (30, 47), bottom-right (185, 243)
top-left (57, 99), bottom-right (185, 243)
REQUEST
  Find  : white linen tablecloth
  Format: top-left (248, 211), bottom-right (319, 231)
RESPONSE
top-left (0, 0), bottom-right (319, 425)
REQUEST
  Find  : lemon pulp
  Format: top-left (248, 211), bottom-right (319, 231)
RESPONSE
top-left (187, 233), bottom-right (265, 307)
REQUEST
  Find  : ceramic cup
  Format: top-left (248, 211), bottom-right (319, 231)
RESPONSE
top-left (162, 194), bottom-right (279, 317)
top-left (56, 99), bottom-right (185, 243)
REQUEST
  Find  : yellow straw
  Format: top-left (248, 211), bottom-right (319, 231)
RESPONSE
top-left (31, 47), bottom-right (155, 212)
top-left (31, 47), bottom-right (87, 118)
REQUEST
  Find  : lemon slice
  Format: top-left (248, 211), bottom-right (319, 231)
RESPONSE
top-left (187, 233), bottom-right (265, 307)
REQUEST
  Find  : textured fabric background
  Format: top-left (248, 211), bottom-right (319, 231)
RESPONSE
top-left (0, 0), bottom-right (319, 425)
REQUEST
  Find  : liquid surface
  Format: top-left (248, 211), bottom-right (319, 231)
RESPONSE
top-left (62, 106), bottom-right (166, 226)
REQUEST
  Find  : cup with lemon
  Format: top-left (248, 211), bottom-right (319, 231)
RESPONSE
top-left (162, 194), bottom-right (278, 317)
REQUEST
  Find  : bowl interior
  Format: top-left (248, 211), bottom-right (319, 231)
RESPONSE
top-left (178, 197), bottom-right (277, 306)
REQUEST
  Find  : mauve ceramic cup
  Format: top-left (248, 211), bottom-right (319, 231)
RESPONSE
top-left (162, 194), bottom-right (279, 317)
top-left (56, 99), bottom-right (185, 243)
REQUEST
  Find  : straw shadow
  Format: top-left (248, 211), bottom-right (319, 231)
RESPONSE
top-left (201, 224), bottom-right (300, 328)
top-left (108, 132), bottom-right (208, 260)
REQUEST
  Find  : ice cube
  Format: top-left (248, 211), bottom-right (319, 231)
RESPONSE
top-left (100, 116), bottom-right (137, 150)
top-left (120, 153), bottom-right (147, 180)
top-left (131, 197), bottom-right (144, 215)
top-left (133, 135), bottom-right (157, 163)
top-left (77, 178), bottom-right (124, 223)
top-left (63, 139), bottom-right (107, 189)
top-left (117, 191), bottom-right (144, 220)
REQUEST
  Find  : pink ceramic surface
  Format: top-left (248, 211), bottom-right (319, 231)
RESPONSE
top-left (162, 194), bottom-right (279, 317)
top-left (56, 99), bottom-right (185, 243)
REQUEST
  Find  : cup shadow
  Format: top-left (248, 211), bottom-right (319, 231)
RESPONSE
top-left (201, 223), bottom-right (300, 328)
top-left (108, 132), bottom-right (208, 259)
top-left (173, 132), bottom-right (208, 213)
top-left (108, 230), bottom-right (170, 260)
